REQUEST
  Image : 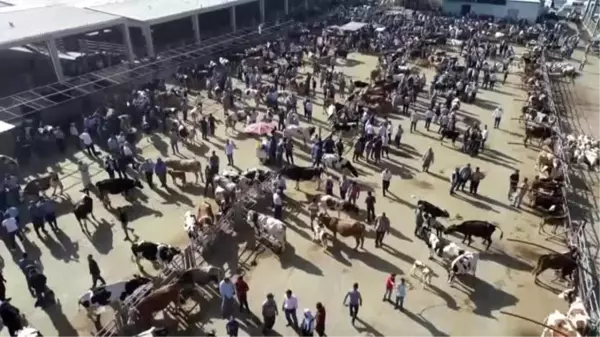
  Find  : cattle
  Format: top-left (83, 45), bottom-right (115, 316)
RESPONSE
top-left (247, 210), bottom-right (286, 252)
top-left (96, 178), bottom-right (144, 207)
top-left (321, 154), bottom-right (359, 177)
top-left (440, 129), bottom-right (461, 145)
top-left (444, 220), bottom-right (504, 250)
top-left (168, 170), bottom-right (187, 185)
top-left (23, 172), bottom-right (63, 198)
top-left (279, 165), bottom-right (323, 189)
top-left (78, 275), bottom-right (152, 318)
top-left (532, 247), bottom-right (579, 283)
top-left (426, 216), bottom-right (446, 237)
top-left (317, 213), bottom-right (366, 250)
top-left (317, 194), bottom-right (360, 217)
top-left (417, 200), bottom-right (450, 219)
top-left (283, 125), bottom-right (316, 144)
top-left (422, 229), bottom-right (465, 260)
top-left (131, 241), bottom-right (182, 270)
top-left (410, 260), bottom-right (433, 287)
top-left (541, 310), bottom-right (573, 337)
top-left (183, 209), bottom-right (213, 241)
top-left (311, 223), bottom-right (331, 248)
top-left (558, 287), bottom-right (577, 304)
top-left (241, 167), bottom-right (271, 183)
top-left (175, 265), bottom-right (223, 287)
top-left (524, 125), bottom-right (554, 146)
top-left (73, 194), bottom-right (95, 231)
top-left (332, 121), bottom-right (359, 133)
top-left (448, 251), bottom-right (479, 284)
top-left (164, 158), bottom-right (203, 183)
top-left (539, 214), bottom-right (568, 234)
top-left (127, 274), bottom-right (195, 328)
top-left (566, 297), bottom-right (591, 332)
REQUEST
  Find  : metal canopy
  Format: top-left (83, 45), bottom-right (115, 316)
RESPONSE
top-left (0, 20), bottom-right (294, 126)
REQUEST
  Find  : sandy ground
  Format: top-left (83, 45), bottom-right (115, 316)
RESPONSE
top-left (2, 48), bottom-right (597, 336)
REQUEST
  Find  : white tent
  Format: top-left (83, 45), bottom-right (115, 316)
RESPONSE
top-left (339, 21), bottom-right (368, 32)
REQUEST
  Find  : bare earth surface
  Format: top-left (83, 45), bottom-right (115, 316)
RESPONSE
top-left (2, 49), bottom-right (598, 336)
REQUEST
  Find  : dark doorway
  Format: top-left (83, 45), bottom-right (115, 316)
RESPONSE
top-left (198, 8), bottom-right (232, 39)
top-left (460, 4), bottom-right (471, 15)
top-left (265, 0), bottom-right (285, 22)
top-left (236, 2), bottom-right (261, 29)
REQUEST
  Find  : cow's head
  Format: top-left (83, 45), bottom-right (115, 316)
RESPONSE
top-left (134, 179), bottom-right (144, 189)
top-left (440, 209), bottom-right (450, 218)
top-left (444, 225), bottom-right (458, 235)
top-left (306, 126), bottom-right (316, 137)
top-left (160, 246), bottom-right (181, 262)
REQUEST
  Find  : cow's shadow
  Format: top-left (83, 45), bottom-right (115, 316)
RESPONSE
top-left (451, 274), bottom-right (519, 318)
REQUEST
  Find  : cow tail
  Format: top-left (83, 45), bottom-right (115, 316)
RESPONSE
top-left (493, 224), bottom-right (504, 239)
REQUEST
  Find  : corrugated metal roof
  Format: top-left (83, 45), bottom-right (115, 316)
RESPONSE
top-left (0, 5), bottom-right (123, 49)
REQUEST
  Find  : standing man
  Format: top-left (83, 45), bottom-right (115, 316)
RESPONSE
top-left (88, 254), bottom-right (106, 288)
top-left (235, 275), bottom-right (250, 313)
top-left (382, 273), bottom-right (396, 302)
top-left (409, 110), bottom-right (419, 132)
top-left (508, 169), bottom-right (520, 200)
top-left (304, 98), bottom-right (313, 122)
top-left (262, 293), bottom-right (278, 335)
top-left (273, 189), bottom-right (284, 220)
top-left (225, 140), bottom-right (236, 166)
top-left (365, 191), bottom-right (376, 223)
top-left (492, 107), bottom-right (503, 129)
top-left (282, 289), bottom-right (299, 328)
top-left (424, 108), bottom-right (434, 130)
top-left (343, 283), bottom-right (362, 325)
top-left (381, 169), bottom-right (392, 197)
top-left (42, 197), bottom-right (58, 231)
top-left (219, 277), bottom-right (236, 318)
top-left (414, 206), bottom-right (425, 236)
top-left (512, 178), bottom-right (529, 208)
top-left (154, 158), bottom-right (168, 188)
top-left (79, 129), bottom-right (97, 157)
top-left (450, 167), bottom-right (460, 195)
top-left (481, 125), bottom-right (489, 151)
top-left (374, 212), bottom-right (390, 248)
top-left (170, 128), bottom-right (180, 154)
top-left (457, 163), bottom-right (472, 192)
top-left (140, 159), bottom-right (154, 188)
top-left (469, 167), bottom-right (485, 194)
top-left (2, 214), bottom-right (21, 250)
top-left (394, 278), bottom-right (408, 311)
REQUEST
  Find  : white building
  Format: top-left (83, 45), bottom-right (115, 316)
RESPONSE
top-left (442, 0), bottom-right (544, 22)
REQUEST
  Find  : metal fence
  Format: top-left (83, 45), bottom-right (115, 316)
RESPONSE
top-left (540, 54), bottom-right (600, 332)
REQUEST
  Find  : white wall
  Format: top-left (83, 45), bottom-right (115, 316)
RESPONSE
top-left (442, 0), bottom-right (542, 22)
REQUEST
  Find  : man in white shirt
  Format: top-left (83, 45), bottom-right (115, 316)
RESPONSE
top-left (409, 110), bottom-right (419, 133)
top-left (492, 107), bottom-right (503, 128)
top-left (481, 125), bottom-right (489, 151)
top-left (2, 216), bottom-right (20, 250)
top-left (381, 169), bottom-right (392, 196)
top-left (282, 289), bottom-right (299, 328)
top-left (273, 190), bottom-right (283, 220)
top-left (424, 109), bottom-right (434, 131)
top-left (79, 131), bottom-right (98, 157)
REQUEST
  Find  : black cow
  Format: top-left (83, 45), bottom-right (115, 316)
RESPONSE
top-left (0, 300), bottom-right (24, 337)
top-left (532, 247), bottom-right (579, 283)
top-left (417, 200), bottom-right (450, 218)
top-left (96, 178), bottom-right (143, 206)
top-left (73, 194), bottom-right (95, 230)
top-left (532, 194), bottom-right (563, 212)
top-left (279, 165), bottom-right (323, 189)
top-left (444, 220), bottom-right (504, 250)
top-left (440, 129), bottom-right (460, 145)
top-left (332, 121), bottom-right (360, 133)
top-left (131, 241), bottom-right (182, 269)
top-left (78, 275), bottom-right (152, 316)
top-left (524, 125), bottom-right (553, 146)
top-left (242, 168), bottom-right (271, 183)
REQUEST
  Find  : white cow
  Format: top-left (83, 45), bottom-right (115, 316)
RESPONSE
top-left (321, 154), bottom-right (359, 177)
top-left (410, 260), bottom-right (433, 287)
top-left (283, 125), bottom-right (316, 144)
top-left (541, 310), bottom-right (581, 337)
top-left (311, 223), bottom-right (330, 248)
top-left (448, 252), bottom-right (479, 284)
top-left (566, 297), bottom-right (590, 332)
top-left (246, 210), bottom-right (286, 251)
top-left (17, 328), bottom-right (43, 337)
top-left (213, 175), bottom-right (238, 203)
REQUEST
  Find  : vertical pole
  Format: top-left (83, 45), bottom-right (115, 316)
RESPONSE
top-left (46, 38), bottom-right (65, 82)
top-left (121, 23), bottom-right (134, 62)
top-left (305, 0), bottom-right (309, 11)
top-left (284, 0), bottom-right (289, 15)
top-left (142, 25), bottom-right (155, 58)
top-left (230, 6), bottom-right (237, 32)
top-left (259, 0), bottom-right (266, 23)
top-left (192, 14), bottom-right (201, 43)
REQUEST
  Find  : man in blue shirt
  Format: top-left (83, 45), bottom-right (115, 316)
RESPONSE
top-left (28, 201), bottom-right (46, 236)
top-left (343, 282), bottom-right (362, 325)
top-left (219, 277), bottom-right (235, 318)
top-left (41, 198), bottom-right (58, 231)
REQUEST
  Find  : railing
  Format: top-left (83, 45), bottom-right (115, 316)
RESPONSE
top-left (78, 39), bottom-right (126, 55)
top-left (540, 53), bottom-right (600, 332)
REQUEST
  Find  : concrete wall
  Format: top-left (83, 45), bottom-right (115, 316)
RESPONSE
top-left (442, 0), bottom-right (542, 22)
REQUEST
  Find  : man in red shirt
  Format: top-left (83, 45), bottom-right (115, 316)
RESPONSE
top-left (382, 273), bottom-right (396, 302)
top-left (235, 275), bottom-right (250, 313)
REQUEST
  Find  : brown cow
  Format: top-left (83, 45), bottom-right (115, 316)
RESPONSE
top-left (127, 272), bottom-right (195, 328)
top-left (23, 172), bottom-right (63, 198)
top-left (317, 212), bottom-right (366, 250)
top-left (532, 247), bottom-right (579, 283)
top-left (164, 159), bottom-right (203, 184)
top-left (538, 214), bottom-right (568, 234)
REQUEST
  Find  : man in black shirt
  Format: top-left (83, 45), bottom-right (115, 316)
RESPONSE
top-left (508, 169), bottom-right (520, 200)
top-left (365, 191), bottom-right (376, 223)
top-left (88, 254), bottom-right (106, 288)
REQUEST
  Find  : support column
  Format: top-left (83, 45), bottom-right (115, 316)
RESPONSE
top-left (259, 0), bottom-right (266, 23)
top-left (191, 14), bottom-right (201, 43)
top-left (142, 25), bottom-right (155, 58)
top-left (46, 38), bottom-right (65, 82)
top-left (304, 0), bottom-right (309, 10)
top-left (284, 0), bottom-right (289, 15)
top-left (121, 23), bottom-right (134, 62)
top-left (230, 6), bottom-right (237, 32)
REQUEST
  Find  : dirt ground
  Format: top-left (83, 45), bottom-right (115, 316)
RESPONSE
top-left (2, 48), bottom-right (597, 336)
